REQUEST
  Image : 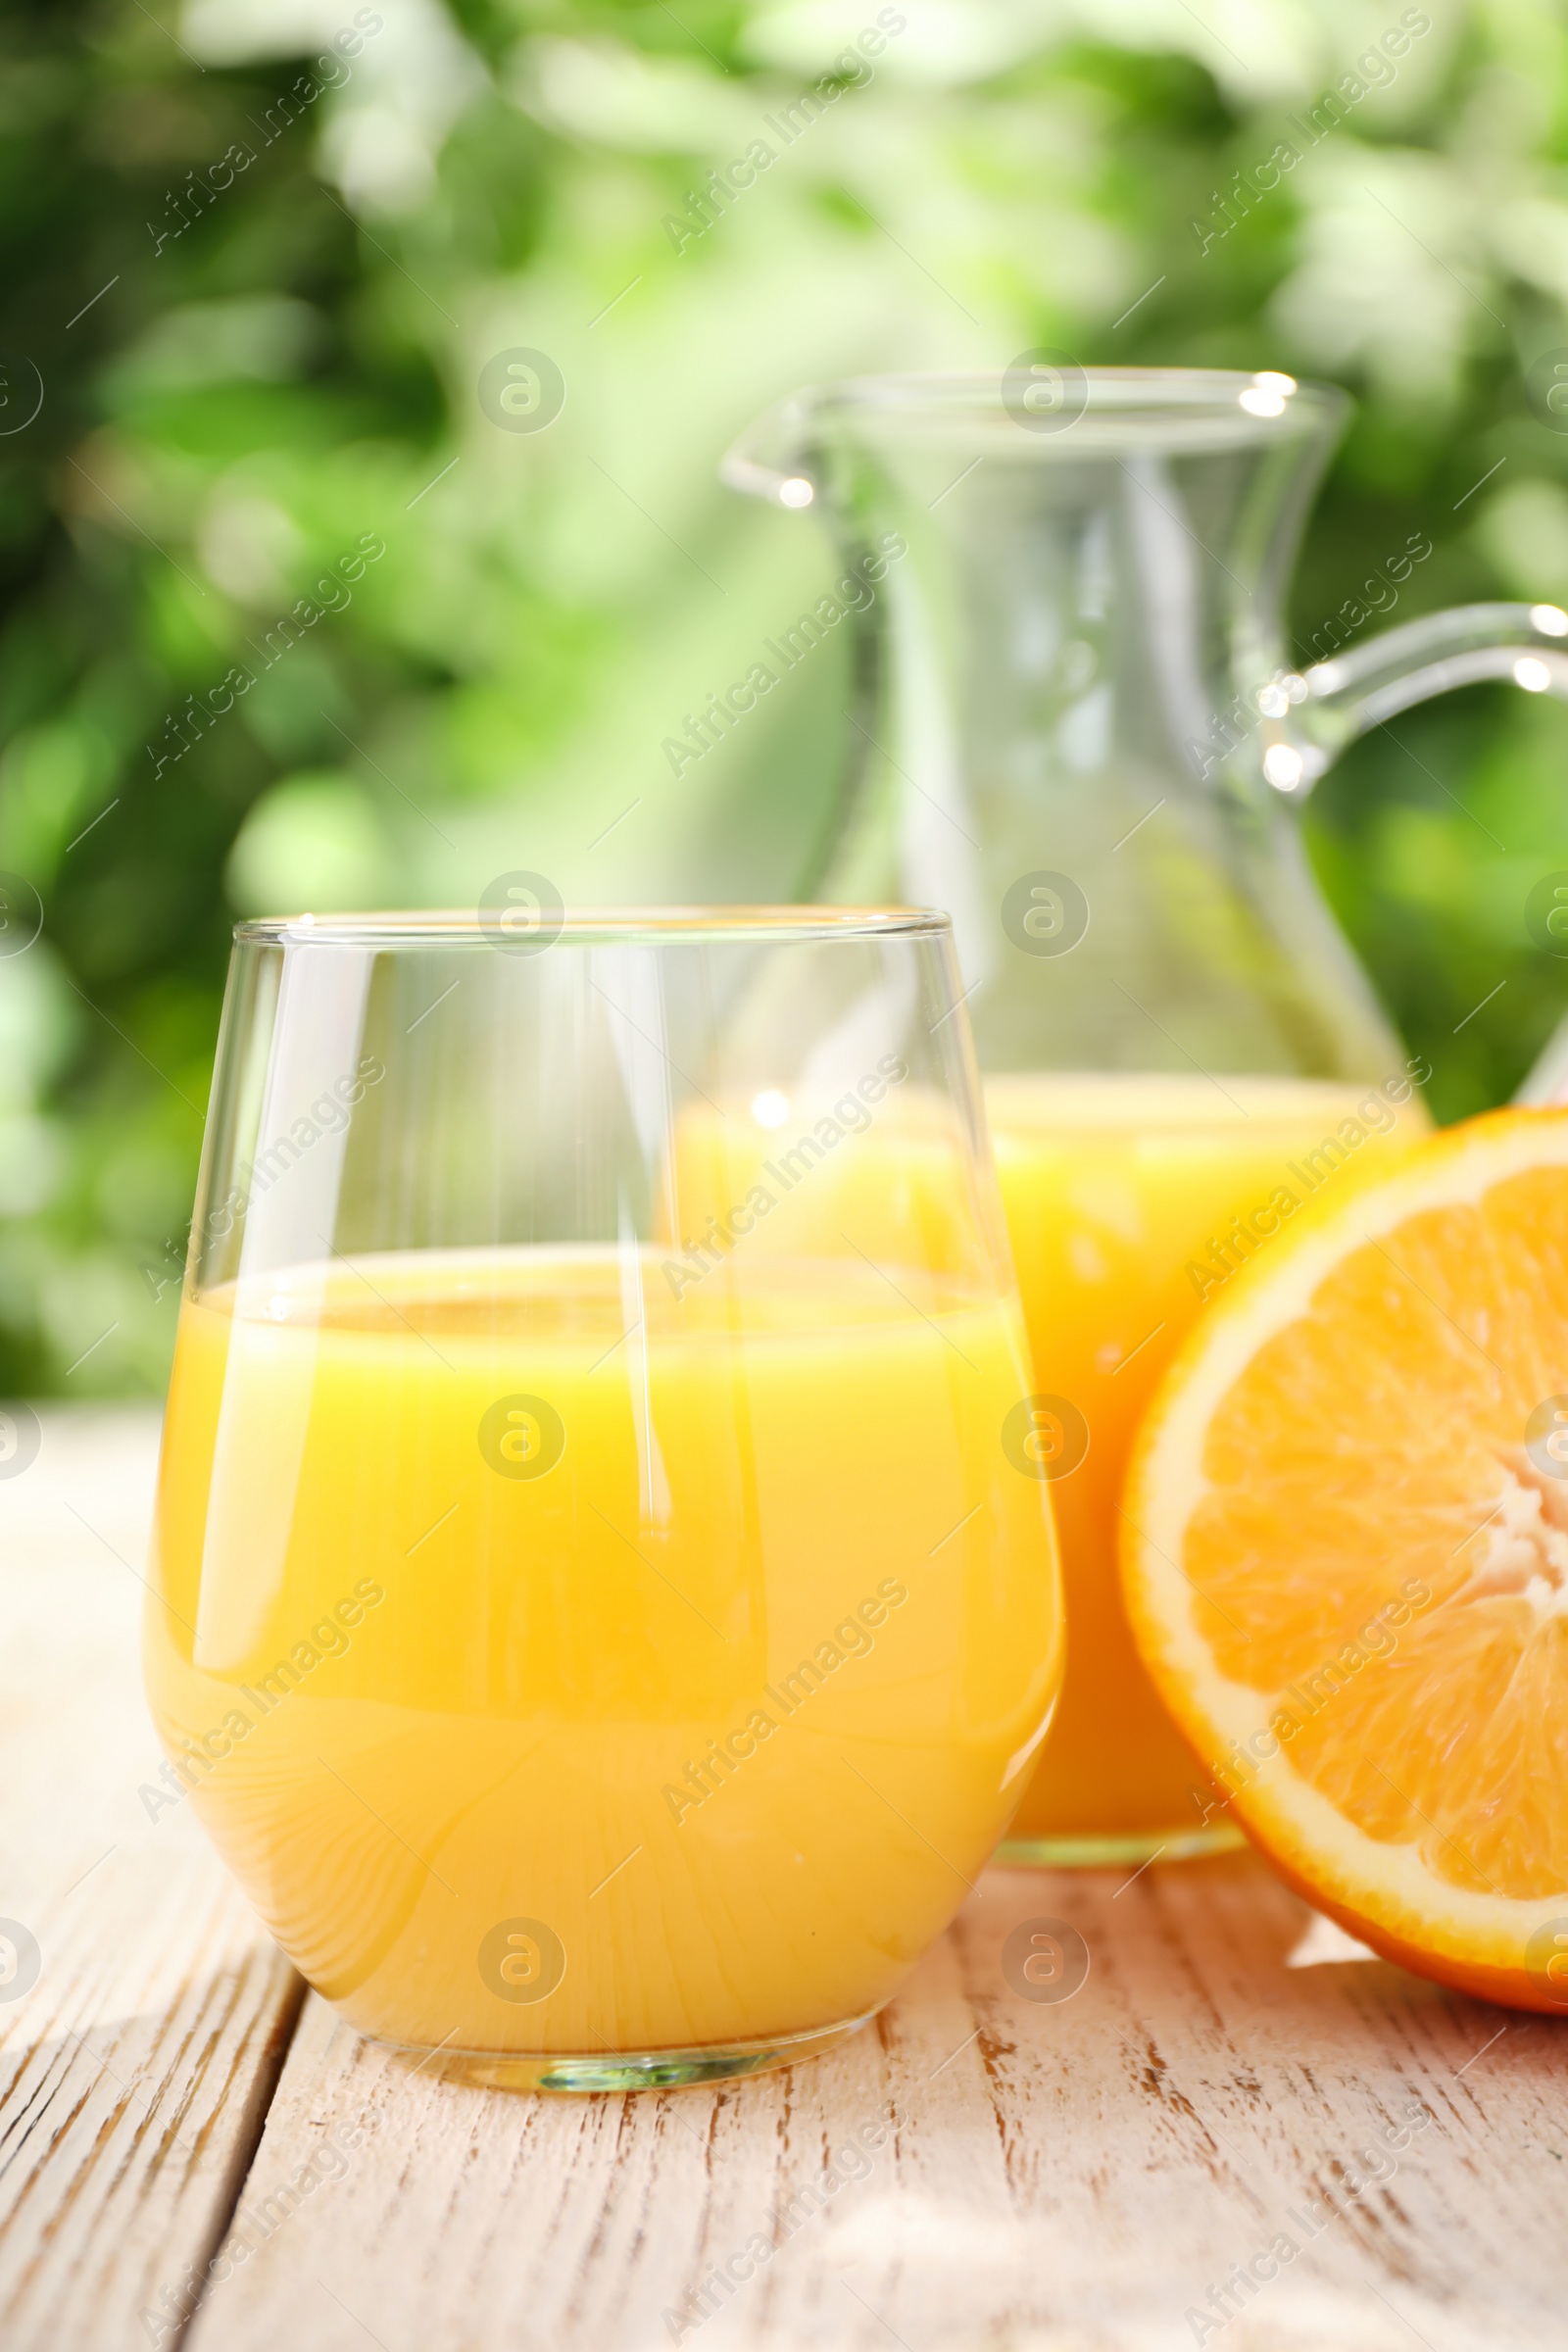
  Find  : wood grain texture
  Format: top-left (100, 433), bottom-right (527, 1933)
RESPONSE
top-left (0, 1409), bottom-right (302, 2352)
top-left (10, 1412), bottom-right (1568, 2352)
top-left (188, 1860), bottom-right (1568, 2351)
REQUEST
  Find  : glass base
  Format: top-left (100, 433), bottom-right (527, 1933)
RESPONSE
top-left (994, 1821), bottom-right (1247, 1868)
top-left (379, 2005), bottom-right (881, 2093)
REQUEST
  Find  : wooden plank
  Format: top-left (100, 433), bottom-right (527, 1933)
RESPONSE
top-left (185, 1850), bottom-right (1568, 2351)
top-left (0, 1408), bottom-right (303, 2352)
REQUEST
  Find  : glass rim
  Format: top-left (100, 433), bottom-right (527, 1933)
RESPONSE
top-left (231, 904), bottom-right (953, 947)
top-left (722, 368), bottom-right (1348, 498)
top-left (804, 366), bottom-right (1343, 418)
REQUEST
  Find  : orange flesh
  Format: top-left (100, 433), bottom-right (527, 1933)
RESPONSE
top-left (1121, 1111), bottom-right (1568, 2010)
top-left (1188, 1166), bottom-right (1568, 1901)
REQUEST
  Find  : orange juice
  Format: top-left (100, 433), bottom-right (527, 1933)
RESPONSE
top-left (985, 1070), bottom-right (1430, 1854)
top-left (145, 1248), bottom-right (1062, 2062)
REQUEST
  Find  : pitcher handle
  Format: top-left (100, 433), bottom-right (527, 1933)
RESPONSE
top-left (1271, 600), bottom-right (1568, 792)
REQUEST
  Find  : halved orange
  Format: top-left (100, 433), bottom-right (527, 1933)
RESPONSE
top-left (1121, 1105), bottom-right (1568, 2011)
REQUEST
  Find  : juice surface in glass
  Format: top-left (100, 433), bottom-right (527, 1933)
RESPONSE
top-left (147, 1247), bottom-right (1062, 2061)
top-left (984, 1069), bottom-right (1431, 1859)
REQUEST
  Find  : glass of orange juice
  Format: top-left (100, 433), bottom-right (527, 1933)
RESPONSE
top-left (146, 904), bottom-right (1063, 2089)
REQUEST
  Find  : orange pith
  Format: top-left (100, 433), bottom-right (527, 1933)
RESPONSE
top-left (1120, 1107), bottom-right (1568, 2011)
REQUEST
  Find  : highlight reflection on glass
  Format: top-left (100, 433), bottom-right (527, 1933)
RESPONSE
top-left (146, 906), bottom-right (1063, 2090)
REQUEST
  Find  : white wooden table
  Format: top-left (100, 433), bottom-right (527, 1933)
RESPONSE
top-left (3, 1409), bottom-right (1564, 2352)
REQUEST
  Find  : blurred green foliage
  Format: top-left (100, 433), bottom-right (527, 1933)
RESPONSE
top-left (6, 0), bottom-right (1568, 1394)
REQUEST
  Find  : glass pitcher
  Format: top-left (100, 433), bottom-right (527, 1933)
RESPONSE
top-left (723, 368), bottom-right (1568, 1865)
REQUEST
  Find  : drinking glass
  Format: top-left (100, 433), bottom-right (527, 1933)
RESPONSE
top-left (723, 369), bottom-right (1554, 1863)
top-left (145, 906), bottom-right (1063, 2089)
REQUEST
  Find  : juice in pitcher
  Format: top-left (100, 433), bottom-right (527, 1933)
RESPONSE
top-left (988, 1068), bottom-right (1430, 1858)
top-left (721, 367), bottom-right (1525, 1857)
top-left (663, 1064), bottom-right (1428, 1857)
